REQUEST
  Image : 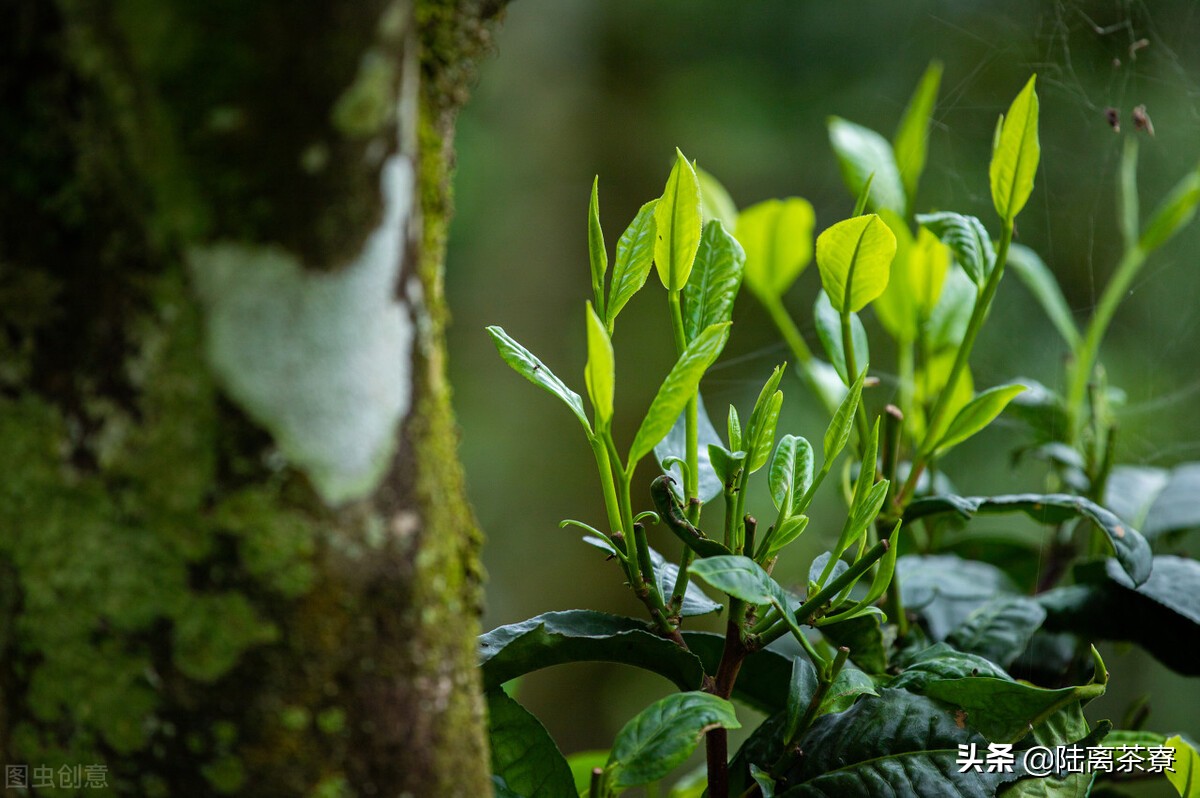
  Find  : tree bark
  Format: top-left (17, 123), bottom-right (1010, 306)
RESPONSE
top-left (0, 0), bottom-right (503, 794)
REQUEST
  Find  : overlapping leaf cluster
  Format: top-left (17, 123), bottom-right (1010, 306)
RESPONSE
top-left (483, 68), bottom-right (1200, 798)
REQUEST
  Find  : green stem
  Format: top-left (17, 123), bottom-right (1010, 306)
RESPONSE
top-left (1066, 245), bottom-right (1146, 444)
top-left (897, 220), bottom-right (1014, 506)
top-left (761, 538), bottom-right (892, 646)
top-left (669, 290), bottom-right (701, 506)
top-left (840, 308), bottom-right (870, 446)
top-left (589, 435), bottom-right (629, 563)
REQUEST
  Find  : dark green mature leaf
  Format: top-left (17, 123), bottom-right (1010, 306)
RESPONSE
top-left (1006, 244), bottom-right (1080, 349)
top-left (894, 61), bottom-right (943, 203)
top-left (1038, 556), bottom-right (1200, 675)
top-left (654, 149), bottom-right (703, 292)
top-left (690, 555), bottom-right (784, 607)
top-left (916, 212), bottom-right (995, 285)
top-left (778, 689), bottom-right (1019, 797)
top-left (813, 290), bottom-right (869, 384)
top-left (607, 200), bottom-right (658, 327)
top-left (889, 643), bottom-right (1011, 692)
top-left (728, 711), bottom-right (789, 797)
top-left (492, 776), bottom-right (523, 798)
top-left (630, 322), bottom-right (731, 464)
top-left (656, 394), bottom-right (725, 504)
top-left (898, 555), bottom-right (1019, 640)
top-left (828, 117), bottom-right (907, 216)
top-left (924, 649), bottom-right (1105, 743)
top-left (990, 75), bottom-right (1040, 222)
top-left (904, 494), bottom-right (1152, 586)
top-left (1000, 703), bottom-right (1100, 798)
top-left (1104, 465), bottom-right (1170, 531)
top-left (819, 607), bottom-right (890, 675)
top-left (684, 221), bottom-right (745, 341)
top-left (606, 692), bottom-right (740, 789)
top-left (785, 656), bottom-right (820, 742)
top-left (487, 327), bottom-right (590, 432)
top-left (946, 596), bottom-right (1046, 668)
top-left (488, 690), bottom-right (577, 798)
top-left (770, 435), bottom-right (814, 516)
top-left (479, 610), bottom-right (706, 691)
top-left (1139, 463), bottom-right (1200, 539)
top-left (1139, 166), bottom-right (1200, 253)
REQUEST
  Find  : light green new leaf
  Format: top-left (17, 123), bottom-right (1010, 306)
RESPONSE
top-left (745, 365), bottom-right (786, 473)
top-left (698, 166), bottom-right (739, 232)
top-left (488, 326), bottom-right (591, 433)
top-left (916, 211), bottom-right (995, 286)
top-left (1139, 166), bottom-right (1200, 254)
top-left (1006, 243), bottom-right (1080, 349)
top-left (727, 404), bottom-right (742, 451)
top-left (1166, 734), bottom-right (1200, 798)
top-left (584, 302), bottom-right (615, 429)
top-left (819, 667), bottom-right (879, 716)
top-left (769, 434), bottom-right (814, 515)
top-left (828, 116), bottom-right (907, 216)
top-left (893, 61), bottom-right (943, 203)
top-left (814, 290), bottom-right (869, 385)
top-left (690, 555), bottom-right (785, 606)
top-left (630, 322), bottom-right (731, 464)
top-left (737, 198), bottom-right (816, 301)
top-left (684, 220), bottom-right (746, 341)
top-left (824, 370), bottom-right (866, 463)
top-left (873, 211), bottom-right (917, 341)
top-left (990, 74), bottom-right (1040, 222)
top-left (607, 200), bottom-right (658, 327)
top-left (606, 692), bottom-right (740, 790)
top-left (935, 383), bottom-right (1027, 454)
top-left (850, 418), bottom-right (881, 514)
top-left (655, 149), bottom-right (704, 291)
top-left (815, 214), bottom-right (897, 313)
top-left (588, 177), bottom-right (607, 316)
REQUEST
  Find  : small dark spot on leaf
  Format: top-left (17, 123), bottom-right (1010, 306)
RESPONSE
top-left (1105, 107), bottom-right (1121, 133)
top-left (955, 709), bottom-right (968, 729)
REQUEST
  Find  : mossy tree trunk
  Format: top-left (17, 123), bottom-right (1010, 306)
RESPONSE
top-left (0, 1), bottom-right (503, 794)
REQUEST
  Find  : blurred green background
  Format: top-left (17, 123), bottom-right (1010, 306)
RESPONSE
top-left (446, 0), bottom-right (1200, 788)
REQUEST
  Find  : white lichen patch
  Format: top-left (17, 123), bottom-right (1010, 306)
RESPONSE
top-left (190, 157), bottom-right (417, 505)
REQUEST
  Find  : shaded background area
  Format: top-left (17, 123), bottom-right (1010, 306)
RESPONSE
top-left (446, 0), bottom-right (1200, 781)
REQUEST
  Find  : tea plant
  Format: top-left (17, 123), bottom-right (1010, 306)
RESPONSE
top-left (481, 68), bottom-right (1200, 798)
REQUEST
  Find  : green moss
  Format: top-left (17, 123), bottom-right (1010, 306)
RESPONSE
top-left (331, 50), bottom-right (399, 138)
top-left (0, 273), bottom-right (324, 788)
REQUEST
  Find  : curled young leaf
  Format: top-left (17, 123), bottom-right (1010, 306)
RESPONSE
top-left (607, 200), bottom-right (658, 327)
top-left (654, 148), bottom-right (703, 292)
top-left (989, 74), bottom-right (1040, 222)
top-left (894, 61), bottom-right (943, 204)
top-left (487, 326), bottom-right (591, 434)
top-left (584, 302), bottom-right (615, 429)
top-left (588, 176), bottom-right (607, 315)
